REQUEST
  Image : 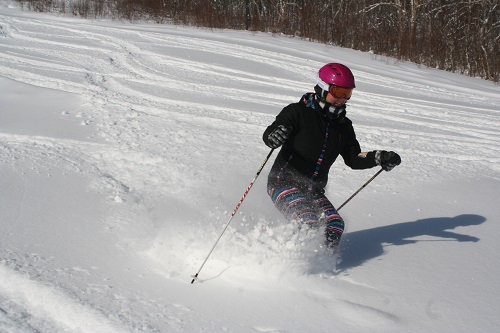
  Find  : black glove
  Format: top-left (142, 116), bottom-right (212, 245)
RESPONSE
top-left (371, 150), bottom-right (401, 171)
top-left (266, 125), bottom-right (289, 149)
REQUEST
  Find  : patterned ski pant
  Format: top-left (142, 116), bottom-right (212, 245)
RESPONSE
top-left (267, 185), bottom-right (344, 248)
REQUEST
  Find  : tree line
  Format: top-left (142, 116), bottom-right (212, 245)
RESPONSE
top-left (15, 0), bottom-right (499, 82)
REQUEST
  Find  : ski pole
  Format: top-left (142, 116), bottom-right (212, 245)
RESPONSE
top-left (191, 148), bottom-right (275, 284)
top-left (337, 168), bottom-right (383, 211)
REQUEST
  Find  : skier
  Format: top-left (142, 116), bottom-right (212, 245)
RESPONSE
top-left (263, 63), bottom-right (401, 252)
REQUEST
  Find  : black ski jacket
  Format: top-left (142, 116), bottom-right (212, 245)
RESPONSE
top-left (263, 93), bottom-right (376, 191)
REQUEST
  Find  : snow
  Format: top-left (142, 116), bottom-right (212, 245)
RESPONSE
top-left (1, 2), bottom-right (500, 332)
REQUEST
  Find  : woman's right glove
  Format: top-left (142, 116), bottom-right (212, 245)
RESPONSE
top-left (368, 150), bottom-right (401, 171)
top-left (266, 125), bottom-right (289, 149)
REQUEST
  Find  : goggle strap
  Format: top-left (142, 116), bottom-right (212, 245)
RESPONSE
top-left (316, 74), bottom-right (330, 92)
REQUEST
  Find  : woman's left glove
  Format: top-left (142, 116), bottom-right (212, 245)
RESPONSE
top-left (368, 150), bottom-right (401, 171)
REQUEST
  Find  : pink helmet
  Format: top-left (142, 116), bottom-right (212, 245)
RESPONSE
top-left (317, 63), bottom-right (355, 89)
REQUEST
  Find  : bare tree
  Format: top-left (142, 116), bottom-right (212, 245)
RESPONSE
top-left (13, 0), bottom-right (500, 82)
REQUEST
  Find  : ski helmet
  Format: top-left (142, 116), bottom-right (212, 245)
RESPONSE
top-left (315, 63), bottom-right (355, 101)
top-left (318, 63), bottom-right (356, 89)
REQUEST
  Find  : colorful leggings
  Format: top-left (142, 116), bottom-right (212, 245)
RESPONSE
top-left (268, 185), bottom-right (345, 245)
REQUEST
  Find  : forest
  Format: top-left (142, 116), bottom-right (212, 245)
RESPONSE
top-left (15, 0), bottom-right (500, 82)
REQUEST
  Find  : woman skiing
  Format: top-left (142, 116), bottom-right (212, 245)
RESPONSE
top-left (263, 63), bottom-right (401, 252)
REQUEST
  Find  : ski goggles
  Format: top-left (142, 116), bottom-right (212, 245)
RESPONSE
top-left (329, 85), bottom-right (353, 100)
top-left (316, 75), bottom-right (353, 100)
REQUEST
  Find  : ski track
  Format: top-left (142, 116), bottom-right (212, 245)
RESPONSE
top-left (1, 8), bottom-right (500, 333)
top-left (0, 264), bottom-right (128, 333)
top-left (1, 13), bottom-right (498, 187)
top-left (0, 251), bottom-right (198, 333)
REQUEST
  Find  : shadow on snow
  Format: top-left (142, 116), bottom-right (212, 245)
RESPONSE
top-left (335, 214), bottom-right (486, 272)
